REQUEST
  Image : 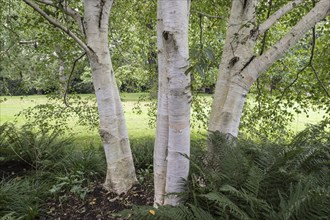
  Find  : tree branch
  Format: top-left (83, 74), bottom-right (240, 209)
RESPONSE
top-left (35, 0), bottom-right (80, 19)
top-left (35, 0), bottom-right (54, 6)
top-left (22, 0), bottom-right (89, 52)
top-left (259, 0), bottom-right (272, 56)
top-left (34, 0), bottom-right (85, 36)
top-left (250, 0), bottom-right (329, 78)
top-left (258, 0), bottom-right (304, 35)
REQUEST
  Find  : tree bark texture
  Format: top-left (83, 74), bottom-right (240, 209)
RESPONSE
top-left (23, 0), bottom-right (138, 194)
top-left (154, 0), bottom-right (191, 206)
top-left (84, 0), bottom-right (137, 194)
top-left (208, 0), bottom-right (329, 150)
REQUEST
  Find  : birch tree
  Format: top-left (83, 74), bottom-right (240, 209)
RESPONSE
top-left (154, 0), bottom-right (191, 206)
top-left (209, 0), bottom-right (329, 148)
top-left (21, 0), bottom-right (137, 194)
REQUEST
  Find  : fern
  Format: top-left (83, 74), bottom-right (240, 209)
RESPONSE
top-left (272, 182), bottom-right (330, 220)
top-left (124, 125), bottom-right (330, 219)
top-left (200, 192), bottom-right (251, 220)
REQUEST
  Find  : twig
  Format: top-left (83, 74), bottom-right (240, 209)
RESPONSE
top-left (311, 65), bottom-right (330, 97)
top-left (310, 26), bottom-right (330, 97)
top-left (63, 52), bottom-right (86, 107)
top-left (256, 0), bottom-right (272, 116)
top-left (191, 10), bottom-right (223, 19)
top-left (199, 14), bottom-right (203, 50)
top-left (272, 65), bottom-right (307, 113)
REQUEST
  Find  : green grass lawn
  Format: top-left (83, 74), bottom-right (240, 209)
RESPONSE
top-left (0, 93), bottom-right (156, 146)
top-left (0, 93), bottom-right (325, 145)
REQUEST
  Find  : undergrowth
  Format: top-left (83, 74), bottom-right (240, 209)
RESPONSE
top-left (123, 122), bottom-right (330, 219)
top-left (0, 123), bottom-right (106, 219)
top-left (1, 122), bottom-right (329, 219)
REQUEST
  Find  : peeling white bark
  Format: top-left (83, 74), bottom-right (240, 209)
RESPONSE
top-left (24, 0), bottom-right (137, 195)
top-left (209, 0), bottom-right (329, 146)
top-left (209, 0), bottom-right (258, 138)
top-left (84, 0), bottom-right (137, 194)
top-left (154, 1), bottom-right (169, 206)
top-left (154, 0), bottom-right (191, 206)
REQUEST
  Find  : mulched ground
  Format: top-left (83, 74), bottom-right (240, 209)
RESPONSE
top-left (43, 180), bottom-right (154, 220)
top-left (1, 161), bottom-right (154, 220)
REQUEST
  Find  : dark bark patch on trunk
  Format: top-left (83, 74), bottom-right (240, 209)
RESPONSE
top-left (228, 56), bottom-right (240, 68)
top-left (99, 129), bottom-right (113, 144)
top-left (240, 55), bottom-right (256, 72)
top-left (250, 26), bottom-right (259, 39)
top-left (163, 31), bottom-right (169, 40)
top-left (243, 0), bottom-right (248, 10)
top-left (86, 46), bottom-right (99, 63)
top-left (163, 31), bottom-right (178, 52)
top-left (99, 0), bottom-right (106, 28)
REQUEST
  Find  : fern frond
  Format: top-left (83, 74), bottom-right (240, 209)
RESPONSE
top-left (200, 192), bottom-right (251, 220)
top-left (272, 182), bottom-right (330, 220)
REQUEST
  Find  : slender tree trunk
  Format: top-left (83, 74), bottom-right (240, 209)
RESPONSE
top-left (208, 0), bottom-right (329, 151)
top-left (84, 0), bottom-right (137, 194)
top-left (22, 0), bottom-right (138, 194)
top-left (154, 0), bottom-right (191, 206)
top-left (153, 0), bottom-right (169, 206)
top-left (55, 46), bottom-right (66, 96)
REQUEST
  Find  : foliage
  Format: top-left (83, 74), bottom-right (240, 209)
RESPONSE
top-left (0, 123), bottom-right (107, 218)
top-left (0, 1), bottom-right (87, 96)
top-left (16, 94), bottom-right (99, 133)
top-left (115, 65), bottom-right (151, 93)
top-left (0, 122), bottom-right (71, 170)
top-left (120, 204), bottom-right (216, 220)
top-left (130, 137), bottom-right (154, 184)
top-left (240, 2), bottom-right (330, 141)
top-left (49, 172), bottom-right (91, 201)
top-left (132, 94), bottom-right (158, 129)
top-left (0, 178), bottom-right (45, 220)
top-left (191, 95), bottom-right (212, 131)
top-left (123, 123), bottom-right (330, 219)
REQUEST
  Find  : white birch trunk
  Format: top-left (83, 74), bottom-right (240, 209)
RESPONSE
top-left (209, 0), bottom-right (257, 140)
top-left (209, 0), bottom-right (329, 148)
top-left (84, 0), bottom-right (137, 194)
top-left (154, 0), bottom-right (191, 206)
top-left (154, 1), bottom-right (169, 206)
top-left (22, 0), bottom-right (137, 195)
